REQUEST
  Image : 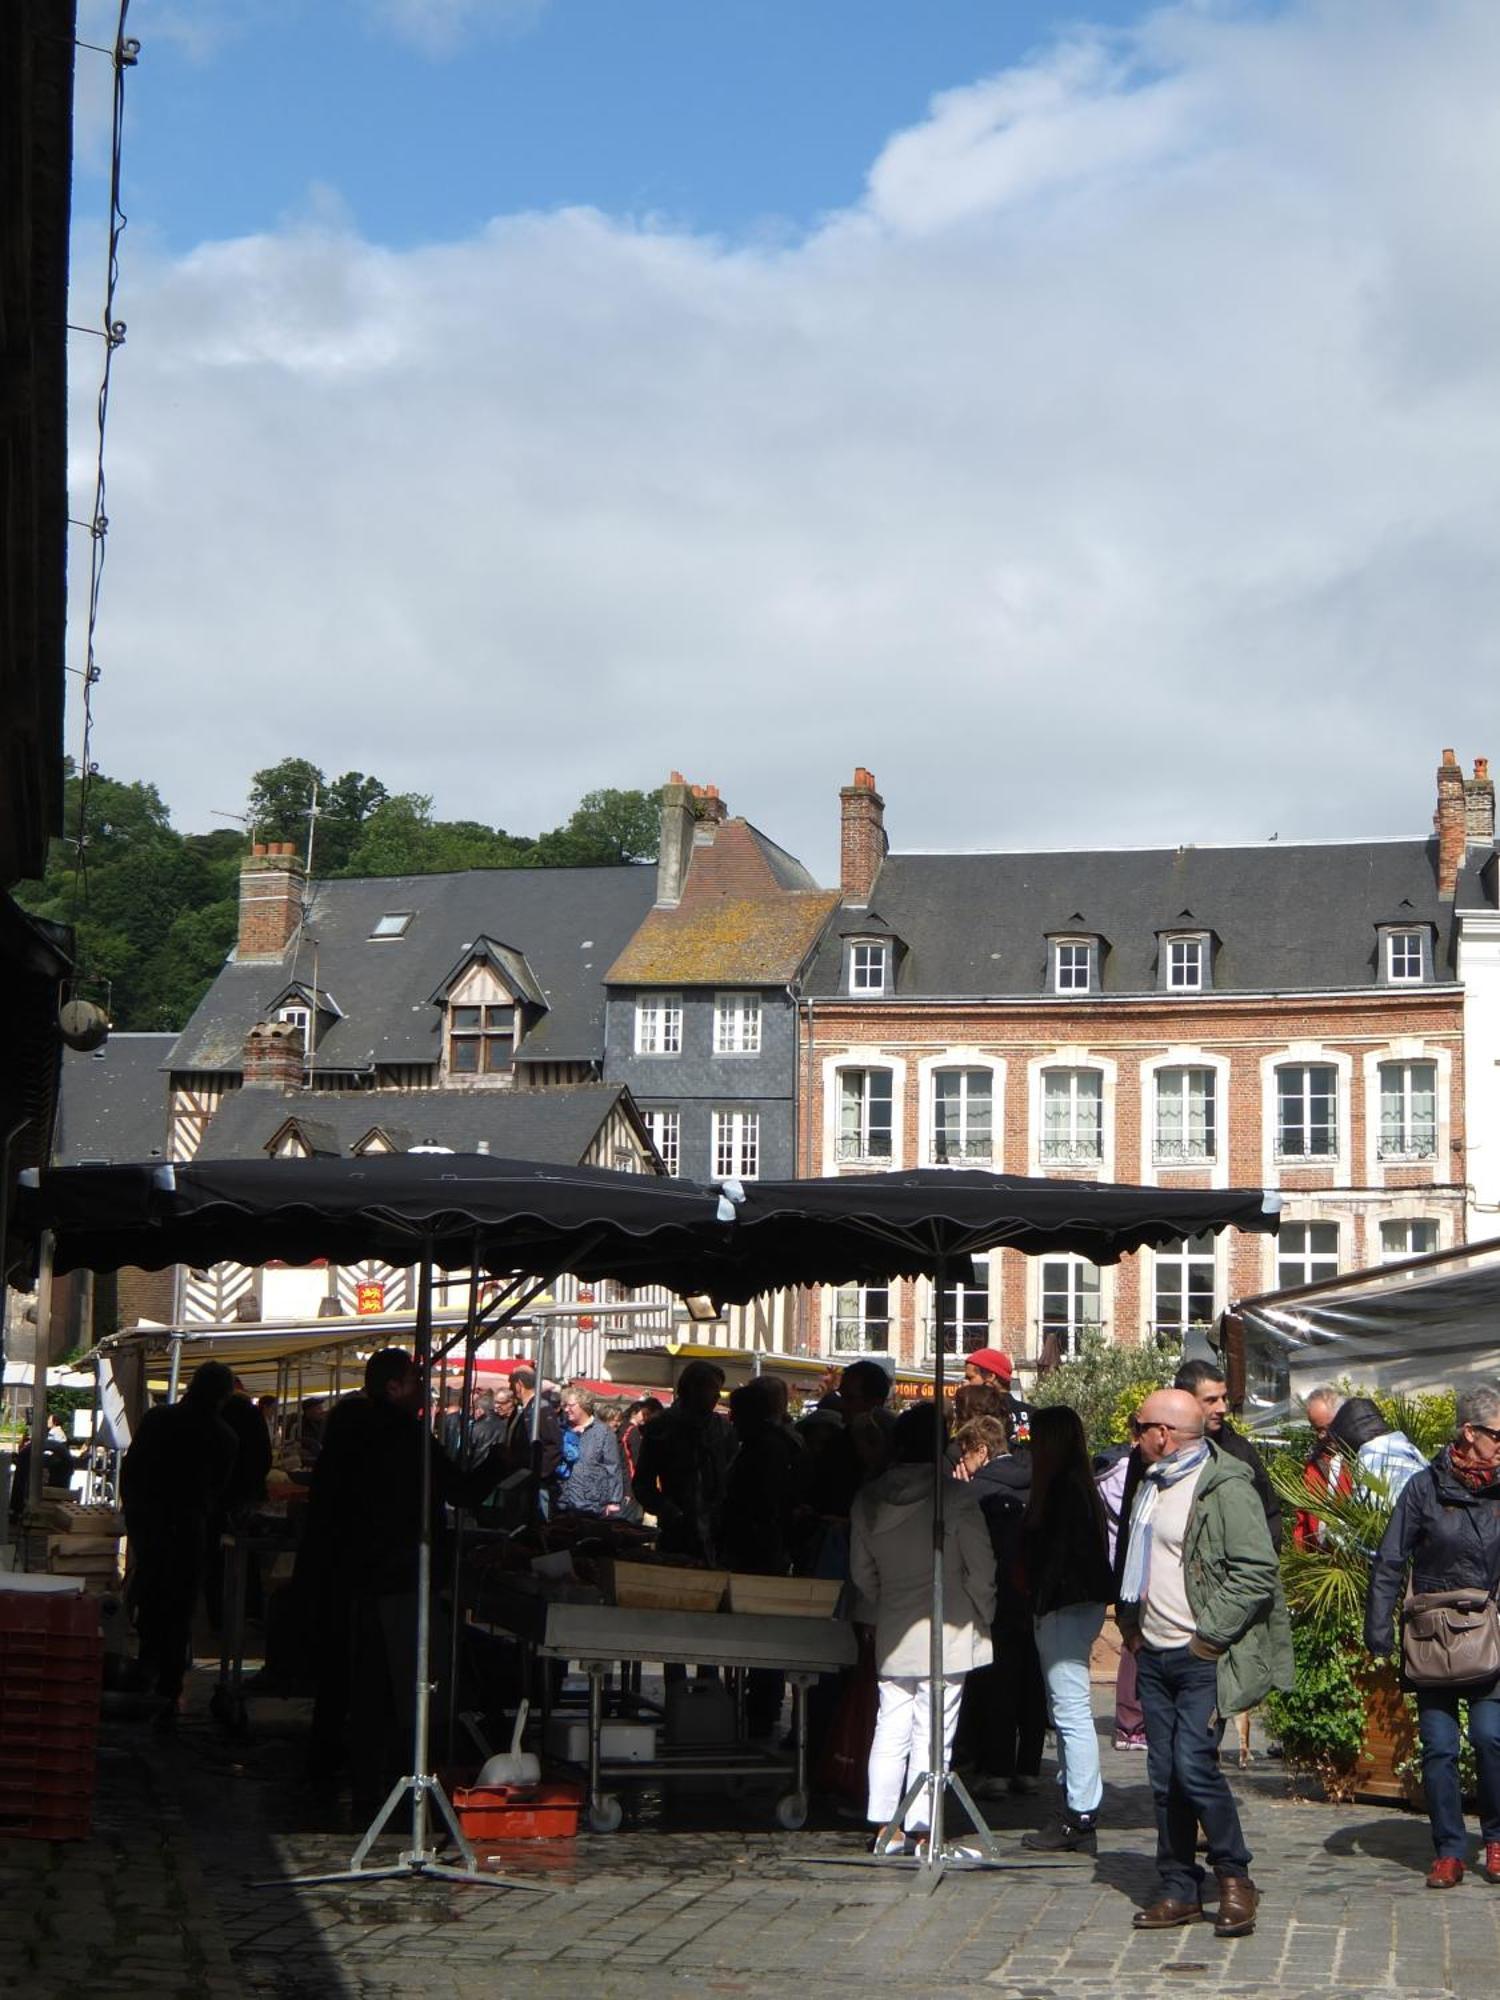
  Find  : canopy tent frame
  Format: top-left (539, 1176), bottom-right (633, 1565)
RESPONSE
top-left (16, 1156), bottom-right (1279, 1895)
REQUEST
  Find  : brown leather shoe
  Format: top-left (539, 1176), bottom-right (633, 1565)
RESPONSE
top-left (1213, 1873), bottom-right (1260, 1936)
top-left (1133, 1897), bottom-right (1204, 1929)
top-left (1480, 1844), bottom-right (1500, 1885)
top-left (1426, 1857), bottom-right (1465, 1889)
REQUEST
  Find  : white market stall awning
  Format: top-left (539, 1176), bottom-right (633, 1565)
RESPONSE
top-left (1232, 1235), bottom-right (1500, 1402)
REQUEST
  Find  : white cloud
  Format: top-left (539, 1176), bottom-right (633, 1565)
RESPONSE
top-left (76, 0), bottom-right (1500, 878)
top-left (359, 0), bottom-right (551, 59)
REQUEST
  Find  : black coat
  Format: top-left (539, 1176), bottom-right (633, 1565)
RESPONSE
top-left (722, 1421), bottom-right (808, 1575)
top-left (1023, 1476), bottom-right (1114, 1616)
top-left (1365, 1447), bottom-right (1500, 1660)
top-left (971, 1452), bottom-right (1031, 1628)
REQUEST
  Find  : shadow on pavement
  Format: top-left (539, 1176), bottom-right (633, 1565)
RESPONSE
top-left (1321, 1813), bottom-right (1433, 1874)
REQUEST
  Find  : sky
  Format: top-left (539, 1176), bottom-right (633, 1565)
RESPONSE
top-left (67, 1), bottom-right (1500, 879)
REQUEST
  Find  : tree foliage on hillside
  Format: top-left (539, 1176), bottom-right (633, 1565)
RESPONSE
top-left (16, 758), bottom-right (663, 1032)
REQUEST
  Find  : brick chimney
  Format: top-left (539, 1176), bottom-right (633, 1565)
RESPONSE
top-left (840, 767), bottom-right (887, 905)
top-left (690, 781), bottom-right (728, 827)
top-left (238, 842), bottom-right (305, 958)
top-left (1465, 756), bottom-right (1495, 841)
top-left (242, 1021), bottom-right (305, 1088)
top-left (655, 773), bottom-right (696, 908)
top-left (1435, 748), bottom-right (1470, 898)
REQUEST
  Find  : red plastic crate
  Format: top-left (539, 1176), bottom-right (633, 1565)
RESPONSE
top-left (0, 1595), bottom-right (101, 1640)
top-left (0, 1646), bottom-right (104, 1687)
top-left (0, 1696), bottom-right (101, 1741)
top-left (0, 1802), bottom-right (93, 1842)
top-left (451, 1781), bottom-right (583, 1842)
top-left (0, 1740), bottom-right (97, 1780)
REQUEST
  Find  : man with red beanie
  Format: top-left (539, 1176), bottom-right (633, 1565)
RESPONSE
top-left (964, 1349), bottom-right (1031, 1446)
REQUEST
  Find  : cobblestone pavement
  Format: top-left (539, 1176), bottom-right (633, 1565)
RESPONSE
top-left (5, 1676), bottom-right (1500, 2000)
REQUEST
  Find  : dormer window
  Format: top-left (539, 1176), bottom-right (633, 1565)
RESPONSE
top-left (848, 940), bottom-right (889, 995)
top-left (449, 1004), bottom-right (514, 1074)
top-left (1165, 935), bottom-right (1207, 993)
top-left (276, 1003), bottom-right (312, 1053)
top-left (1386, 929), bottom-right (1425, 983)
top-left (369, 911), bottom-right (413, 941)
top-left (1052, 938), bottom-right (1095, 995)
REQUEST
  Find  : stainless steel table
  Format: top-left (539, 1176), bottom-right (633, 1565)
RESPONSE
top-left (472, 1589), bottom-right (857, 1832)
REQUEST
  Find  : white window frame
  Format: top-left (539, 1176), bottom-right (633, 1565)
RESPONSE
top-left (1379, 1216), bottom-right (1440, 1263)
top-left (276, 1003), bottom-right (312, 1055)
top-left (1165, 934), bottom-right (1207, 992)
top-left (713, 991), bottom-right (762, 1056)
top-left (1385, 929), bottom-right (1425, 984)
top-left (1376, 1059), bottom-right (1438, 1161)
top-left (1151, 1232), bottom-right (1218, 1337)
top-left (642, 1108), bottom-right (680, 1178)
top-left (832, 1281), bottom-right (891, 1354)
top-left (1038, 1255), bottom-right (1103, 1360)
top-left (1040, 1066), bottom-right (1104, 1166)
top-left (848, 941), bottom-right (890, 995)
top-left (1154, 1066), bottom-right (1217, 1165)
top-left (1276, 1219), bottom-right (1340, 1290)
top-left (1052, 938), bottom-right (1095, 995)
top-left (837, 1066), bottom-right (895, 1164)
top-left (928, 1256), bottom-right (991, 1357)
top-left (711, 1108), bottom-right (760, 1181)
top-left (634, 992), bottom-right (683, 1056)
top-left (930, 1067), bottom-right (994, 1165)
top-left (1275, 1062), bottom-right (1339, 1161)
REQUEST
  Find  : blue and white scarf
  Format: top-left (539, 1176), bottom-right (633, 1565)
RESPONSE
top-left (1119, 1441), bottom-right (1211, 1605)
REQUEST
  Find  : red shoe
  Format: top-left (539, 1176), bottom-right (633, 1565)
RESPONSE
top-left (1480, 1844), bottom-right (1500, 1884)
top-left (1426, 1857), bottom-right (1464, 1890)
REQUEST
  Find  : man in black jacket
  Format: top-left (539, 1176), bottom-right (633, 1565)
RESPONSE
top-left (1173, 1360), bottom-right (1282, 1551)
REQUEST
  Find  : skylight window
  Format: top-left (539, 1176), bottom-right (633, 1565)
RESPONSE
top-left (369, 912), bottom-right (413, 940)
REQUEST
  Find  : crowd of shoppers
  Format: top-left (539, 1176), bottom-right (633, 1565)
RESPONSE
top-left (109, 1334), bottom-right (1500, 1942)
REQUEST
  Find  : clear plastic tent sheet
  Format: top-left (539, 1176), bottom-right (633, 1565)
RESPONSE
top-left (1234, 1237), bottom-right (1500, 1403)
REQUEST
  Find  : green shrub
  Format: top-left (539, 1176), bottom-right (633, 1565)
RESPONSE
top-left (1030, 1331), bottom-right (1177, 1456)
top-left (1263, 1616), bottom-right (1367, 1779)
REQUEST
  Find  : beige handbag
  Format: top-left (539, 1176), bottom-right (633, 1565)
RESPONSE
top-left (1401, 1586), bottom-right (1500, 1689)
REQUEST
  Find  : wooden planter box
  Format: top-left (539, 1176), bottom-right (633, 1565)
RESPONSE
top-left (1352, 1662), bottom-right (1423, 1806)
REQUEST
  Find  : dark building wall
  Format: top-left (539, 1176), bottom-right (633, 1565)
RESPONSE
top-left (604, 988), bottom-right (797, 1181)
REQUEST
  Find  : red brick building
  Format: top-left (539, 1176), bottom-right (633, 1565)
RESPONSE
top-left (795, 758), bottom-right (1489, 1378)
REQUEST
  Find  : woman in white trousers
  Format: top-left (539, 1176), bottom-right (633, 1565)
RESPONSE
top-left (851, 1402), bottom-right (998, 1856)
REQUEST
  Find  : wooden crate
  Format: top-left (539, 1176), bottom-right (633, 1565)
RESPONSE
top-left (725, 1574), bottom-right (842, 1619)
top-left (604, 1562), bottom-right (728, 1613)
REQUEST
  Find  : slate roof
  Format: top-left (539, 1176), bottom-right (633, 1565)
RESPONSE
top-left (195, 1082), bottom-right (649, 1165)
top-left (606, 818), bottom-right (837, 986)
top-left (802, 839), bottom-right (1461, 997)
top-left (167, 865), bottom-right (658, 1076)
top-left (54, 1035), bottom-right (175, 1165)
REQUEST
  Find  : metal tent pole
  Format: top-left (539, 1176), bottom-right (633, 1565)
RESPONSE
top-left (269, 1239), bottom-right (539, 1895)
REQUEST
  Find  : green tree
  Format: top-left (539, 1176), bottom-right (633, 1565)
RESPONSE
top-left (246, 757), bottom-right (323, 849)
top-left (1030, 1330), bottom-right (1178, 1456)
top-left (533, 787), bottom-right (661, 867)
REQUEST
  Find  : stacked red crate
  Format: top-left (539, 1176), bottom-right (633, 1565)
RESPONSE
top-left (0, 1590), bottom-right (103, 1840)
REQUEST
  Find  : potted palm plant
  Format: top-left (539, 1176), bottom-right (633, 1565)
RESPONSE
top-left (1263, 1408), bottom-right (1437, 1804)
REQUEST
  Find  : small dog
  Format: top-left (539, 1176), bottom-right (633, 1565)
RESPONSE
top-left (1235, 1709), bottom-right (1255, 1768)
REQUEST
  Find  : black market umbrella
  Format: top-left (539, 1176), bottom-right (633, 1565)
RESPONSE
top-left (16, 1153), bottom-right (737, 1288)
top-left (704, 1168), bottom-right (1281, 1304)
top-left (700, 1167), bottom-right (1281, 1882)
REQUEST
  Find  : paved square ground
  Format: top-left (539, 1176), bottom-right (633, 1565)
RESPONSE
top-left (4, 1675), bottom-right (1497, 2000)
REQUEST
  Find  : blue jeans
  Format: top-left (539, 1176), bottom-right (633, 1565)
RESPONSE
top-left (1035, 1603), bottom-right (1106, 1813)
top-left (1417, 1689), bottom-right (1500, 1859)
top-left (1136, 1643), bottom-right (1251, 1900)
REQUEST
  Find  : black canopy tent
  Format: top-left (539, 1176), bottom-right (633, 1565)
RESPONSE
top-left (15, 1158), bottom-right (1279, 1887)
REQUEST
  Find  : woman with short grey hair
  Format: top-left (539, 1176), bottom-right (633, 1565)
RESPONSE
top-left (555, 1384), bottom-right (625, 1516)
top-left (1365, 1380), bottom-right (1500, 1888)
